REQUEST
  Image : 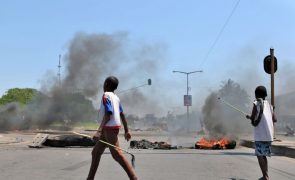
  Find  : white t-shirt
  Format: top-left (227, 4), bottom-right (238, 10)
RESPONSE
top-left (98, 92), bottom-right (123, 129)
top-left (253, 99), bottom-right (274, 141)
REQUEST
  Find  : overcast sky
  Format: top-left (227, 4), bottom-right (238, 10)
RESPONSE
top-left (1, 0), bottom-right (294, 114)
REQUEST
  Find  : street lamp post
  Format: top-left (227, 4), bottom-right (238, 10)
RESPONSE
top-left (173, 70), bottom-right (203, 132)
top-left (118, 79), bottom-right (152, 94)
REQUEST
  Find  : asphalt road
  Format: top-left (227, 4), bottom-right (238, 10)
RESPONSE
top-left (1, 133), bottom-right (295, 180)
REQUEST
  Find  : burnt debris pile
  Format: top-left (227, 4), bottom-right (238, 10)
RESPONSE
top-left (43, 134), bottom-right (95, 147)
top-left (130, 139), bottom-right (177, 149)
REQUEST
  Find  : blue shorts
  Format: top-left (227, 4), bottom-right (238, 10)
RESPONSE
top-left (255, 141), bottom-right (272, 157)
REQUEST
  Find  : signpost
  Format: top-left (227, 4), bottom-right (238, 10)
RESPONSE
top-left (263, 48), bottom-right (277, 107)
top-left (264, 48), bottom-right (278, 139)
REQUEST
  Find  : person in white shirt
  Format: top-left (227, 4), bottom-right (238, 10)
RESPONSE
top-left (87, 76), bottom-right (137, 180)
top-left (246, 86), bottom-right (277, 180)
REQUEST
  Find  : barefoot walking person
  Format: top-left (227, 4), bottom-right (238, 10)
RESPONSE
top-left (87, 76), bottom-right (138, 180)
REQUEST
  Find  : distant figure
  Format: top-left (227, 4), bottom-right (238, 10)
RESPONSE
top-left (87, 76), bottom-right (137, 180)
top-left (246, 86), bottom-right (277, 180)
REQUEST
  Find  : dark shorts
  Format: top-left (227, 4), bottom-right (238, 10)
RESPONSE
top-left (255, 141), bottom-right (272, 157)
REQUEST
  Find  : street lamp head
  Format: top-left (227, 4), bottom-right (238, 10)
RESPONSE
top-left (188, 70), bottom-right (203, 74)
top-left (173, 70), bottom-right (203, 75)
top-left (173, 70), bottom-right (187, 74)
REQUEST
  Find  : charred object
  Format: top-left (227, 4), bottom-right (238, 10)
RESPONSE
top-left (43, 134), bottom-right (95, 147)
top-left (29, 133), bottom-right (95, 148)
top-left (130, 139), bottom-right (177, 149)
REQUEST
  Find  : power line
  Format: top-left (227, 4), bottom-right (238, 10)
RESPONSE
top-left (199, 0), bottom-right (241, 67)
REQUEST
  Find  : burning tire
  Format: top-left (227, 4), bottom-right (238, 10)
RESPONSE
top-left (195, 137), bottom-right (236, 150)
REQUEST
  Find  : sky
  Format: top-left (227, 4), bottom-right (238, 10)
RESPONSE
top-left (1, 0), bottom-right (295, 115)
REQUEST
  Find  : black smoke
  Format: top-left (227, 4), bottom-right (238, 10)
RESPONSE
top-left (201, 79), bottom-right (251, 139)
top-left (0, 32), bottom-right (168, 130)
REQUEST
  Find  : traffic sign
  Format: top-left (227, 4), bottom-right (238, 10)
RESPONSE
top-left (184, 95), bottom-right (192, 106)
top-left (264, 55), bottom-right (278, 74)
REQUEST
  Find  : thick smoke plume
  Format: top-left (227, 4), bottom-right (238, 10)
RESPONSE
top-left (201, 79), bottom-right (251, 139)
top-left (62, 32), bottom-right (167, 115)
top-left (0, 103), bottom-right (22, 131)
top-left (0, 32), bottom-right (167, 130)
top-left (63, 32), bottom-right (125, 97)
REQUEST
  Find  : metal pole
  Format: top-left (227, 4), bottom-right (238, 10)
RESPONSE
top-left (186, 74), bottom-right (189, 132)
top-left (270, 48), bottom-right (275, 106)
top-left (172, 70), bottom-right (202, 133)
top-left (117, 79), bottom-right (152, 94)
top-left (58, 54), bottom-right (61, 87)
top-left (270, 48), bottom-right (276, 139)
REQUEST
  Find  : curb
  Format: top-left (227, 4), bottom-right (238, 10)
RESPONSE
top-left (240, 140), bottom-right (295, 159)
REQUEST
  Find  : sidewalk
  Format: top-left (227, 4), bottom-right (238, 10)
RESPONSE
top-left (240, 134), bottom-right (295, 158)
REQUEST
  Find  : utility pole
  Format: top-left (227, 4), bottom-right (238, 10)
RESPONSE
top-left (173, 70), bottom-right (203, 132)
top-left (270, 48), bottom-right (276, 139)
top-left (270, 48), bottom-right (275, 107)
top-left (58, 54), bottom-right (62, 87)
top-left (263, 48), bottom-right (278, 139)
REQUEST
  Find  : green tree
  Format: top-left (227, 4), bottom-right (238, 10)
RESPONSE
top-left (0, 88), bottom-right (39, 106)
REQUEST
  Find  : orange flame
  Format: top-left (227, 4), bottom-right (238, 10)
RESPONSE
top-left (195, 137), bottom-right (234, 149)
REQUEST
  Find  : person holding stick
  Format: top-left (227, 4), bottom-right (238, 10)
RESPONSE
top-left (246, 86), bottom-right (277, 180)
top-left (87, 76), bottom-right (138, 180)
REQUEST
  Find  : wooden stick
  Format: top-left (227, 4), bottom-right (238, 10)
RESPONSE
top-left (218, 97), bottom-right (247, 115)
